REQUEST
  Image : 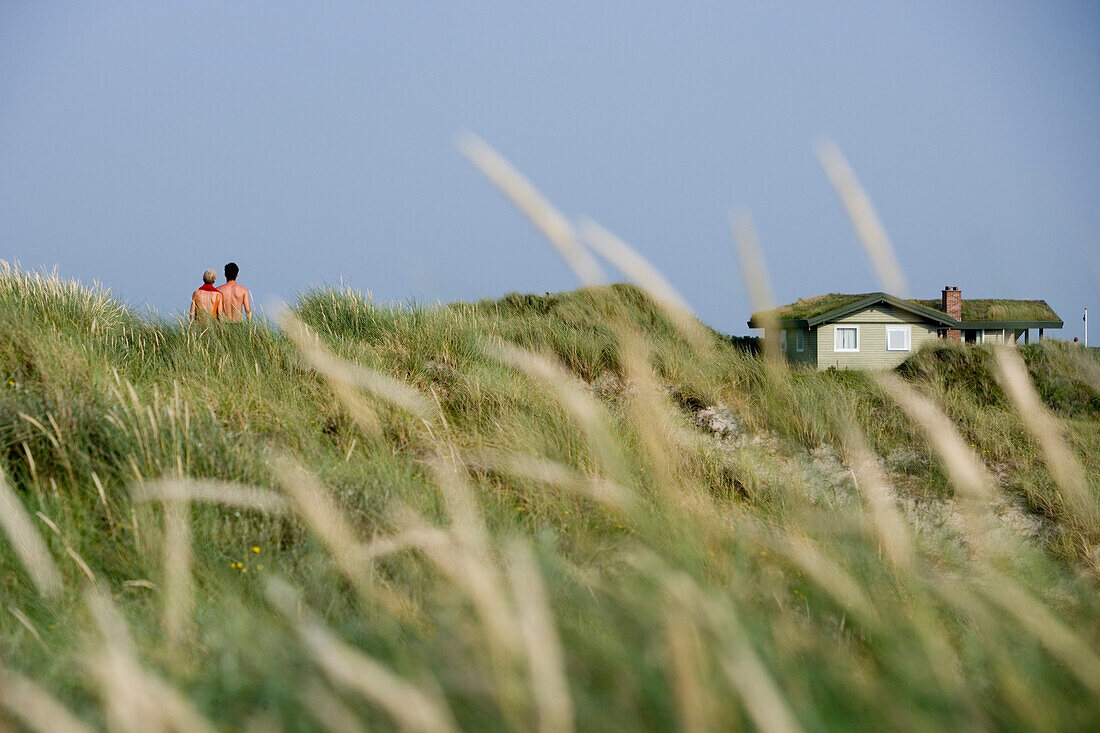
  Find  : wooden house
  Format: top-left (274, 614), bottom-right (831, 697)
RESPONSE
top-left (747, 286), bottom-right (1062, 370)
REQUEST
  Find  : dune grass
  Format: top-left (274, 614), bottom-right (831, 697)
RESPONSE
top-left (0, 260), bottom-right (1098, 732)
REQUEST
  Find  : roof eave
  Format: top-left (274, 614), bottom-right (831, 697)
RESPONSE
top-left (805, 293), bottom-right (957, 328)
top-left (959, 320), bottom-right (1063, 330)
top-left (747, 317), bottom-right (809, 330)
top-left (750, 295), bottom-right (1062, 331)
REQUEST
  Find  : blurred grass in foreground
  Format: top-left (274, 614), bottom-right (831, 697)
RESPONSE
top-left (0, 258), bottom-right (1098, 732)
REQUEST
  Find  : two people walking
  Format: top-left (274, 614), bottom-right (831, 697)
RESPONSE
top-left (190, 262), bottom-right (252, 322)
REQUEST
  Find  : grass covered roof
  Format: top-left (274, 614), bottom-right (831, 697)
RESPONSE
top-left (909, 298), bottom-right (1060, 322)
top-left (758, 293), bottom-right (876, 321)
top-left (756, 293), bottom-right (1061, 325)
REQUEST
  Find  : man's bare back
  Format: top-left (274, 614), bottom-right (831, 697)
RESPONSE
top-left (217, 274), bottom-right (252, 323)
top-left (190, 269), bottom-right (223, 321)
top-left (190, 288), bottom-right (222, 320)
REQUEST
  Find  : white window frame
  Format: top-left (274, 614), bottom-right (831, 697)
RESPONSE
top-left (834, 325), bottom-right (860, 352)
top-left (779, 330), bottom-right (787, 351)
top-left (885, 324), bottom-right (912, 352)
top-left (795, 330), bottom-right (804, 352)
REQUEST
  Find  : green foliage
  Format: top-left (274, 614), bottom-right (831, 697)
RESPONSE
top-left (764, 290), bottom-right (1059, 325)
top-left (0, 264), bottom-right (1098, 732)
top-left (910, 297), bottom-right (1061, 322)
top-left (899, 341), bottom-right (1100, 418)
top-left (755, 292), bottom-right (873, 321)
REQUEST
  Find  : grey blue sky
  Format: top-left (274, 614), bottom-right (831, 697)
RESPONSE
top-left (2, 1), bottom-right (1097, 336)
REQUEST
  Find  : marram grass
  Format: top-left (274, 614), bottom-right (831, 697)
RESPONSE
top-left (0, 263), bottom-right (1099, 732)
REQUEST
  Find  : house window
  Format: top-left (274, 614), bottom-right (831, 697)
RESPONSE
top-left (795, 330), bottom-right (804, 352)
top-left (886, 325), bottom-right (911, 351)
top-left (780, 330), bottom-right (787, 351)
top-left (834, 325), bottom-right (859, 352)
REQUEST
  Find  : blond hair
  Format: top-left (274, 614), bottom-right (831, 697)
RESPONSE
top-left (203, 269), bottom-right (216, 284)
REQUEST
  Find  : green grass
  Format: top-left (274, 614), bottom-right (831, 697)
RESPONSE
top-left (910, 298), bottom-right (1060, 322)
top-left (755, 292), bottom-right (873, 321)
top-left (760, 292), bottom-right (1060, 324)
top-left (1, 263), bottom-right (1099, 732)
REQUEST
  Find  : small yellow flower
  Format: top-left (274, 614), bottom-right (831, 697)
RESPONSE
top-left (6, 380), bottom-right (13, 386)
top-left (241, 567), bottom-right (247, 574)
top-left (252, 546), bottom-right (260, 553)
top-left (257, 565), bottom-right (264, 571)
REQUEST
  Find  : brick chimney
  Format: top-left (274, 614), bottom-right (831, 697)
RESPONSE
top-left (942, 286), bottom-right (961, 341)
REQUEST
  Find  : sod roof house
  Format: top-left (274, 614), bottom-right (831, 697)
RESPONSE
top-left (748, 286), bottom-right (1062, 370)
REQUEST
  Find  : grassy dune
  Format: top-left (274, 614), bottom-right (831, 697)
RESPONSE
top-left (1, 261), bottom-right (1099, 731)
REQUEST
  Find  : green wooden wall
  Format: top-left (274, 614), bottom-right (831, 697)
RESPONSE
top-left (765, 306), bottom-right (1031, 370)
top-left (814, 304), bottom-right (941, 370)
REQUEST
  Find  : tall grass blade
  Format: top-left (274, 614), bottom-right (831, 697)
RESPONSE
top-left (980, 571), bottom-right (1100, 696)
top-left (662, 601), bottom-right (710, 733)
top-left (994, 347), bottom-right (1099, 529)
top-left (840, 423), bottom-right (914, 569)
top-left (0, 468), bottom-right (62, 598)
top-left (457, 132), bottom-right (605, 285)
top-left (505, 540), bottom-right (574, 733)
top-left (267, 579), bottom-right (459, 733)
top-left (301, 681), bottom-right (370, 733)
top-left (653, 566), bottom-right (805, 733)
top-left (579, 217), bottom-right (713, 352)
top-left (84, 587), bottom-right (220, 733)
top-left (877, 373), bottom-right (997, 545)
top-left (731, 211), bottom-right (782, 365)
top-left (470, 448), bottom-right (632, 513)
top-left (0, 667), bottom-right (97, 733)
top-left (815, 139), bottom-right (909, 297)
top-left (486, 341), bottom-right (629, 483)
top-left (163, 498), bottom-right (192, 648)
top-left (270, 454), bottom-right (413, 618)
top-left (132, 478), bottom-right (289, 513)
top-left (282, 309), bottom-right (434, 422)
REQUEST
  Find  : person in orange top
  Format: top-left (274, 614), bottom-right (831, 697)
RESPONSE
top-left (216, 262), bottom-right (253, 323)
top-left (189, 269), bottom-right (223, 321)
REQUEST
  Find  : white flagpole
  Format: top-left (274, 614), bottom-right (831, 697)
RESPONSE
top-left (1085, 307), bottom-right (1088, 347)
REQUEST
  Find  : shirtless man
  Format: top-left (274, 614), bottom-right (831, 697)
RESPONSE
top-left (189, 269), bottom-right (223, 321)
top-left (217, 262), bottom-right (253, 322)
